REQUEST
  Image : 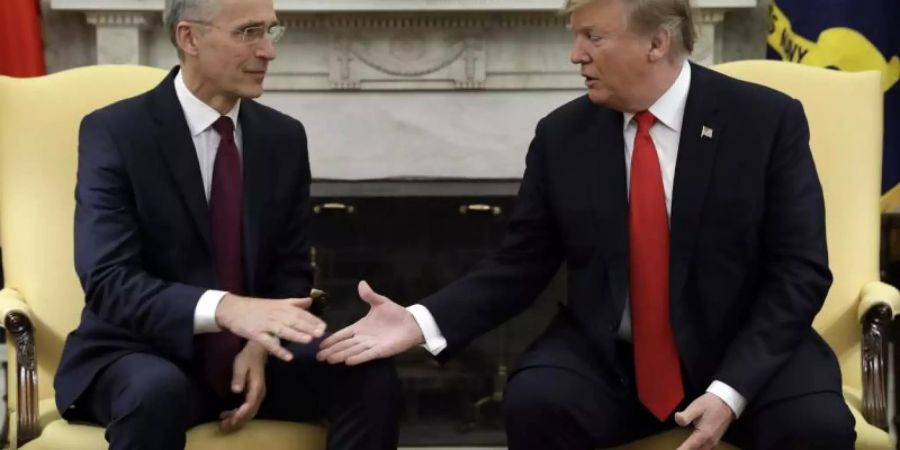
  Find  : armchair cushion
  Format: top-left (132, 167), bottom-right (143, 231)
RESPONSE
top-left (605, 398), bottom-right (891, 450)
top-left (23, 399), bottom-right (327, 450)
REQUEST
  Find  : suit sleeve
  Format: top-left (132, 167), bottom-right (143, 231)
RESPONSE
top-left (714, 99), bottom-right (833, 402)
top-left (421, 118), bottom-right (565, 360)
top-left (260, 121), bottom-right (313, 299)
top-left (74, 112), bottom-right (205, 364)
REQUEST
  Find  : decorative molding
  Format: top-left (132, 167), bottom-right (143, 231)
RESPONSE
top-left (85, 11), bottom-right (153, 28)
top-left (54, 0), bottom-right (756, 88)
top-left (495, 16), bottom-right (567, 28)
top-left (331, 37), bottom-right (357, 89)
top-left (85, 12), bottom-right (154, 64)
top-left (291, 16), bottom-right (493, 29)
top-left (284, 14), bottom-right (567, 30)
top-left (691, 23), bottom-right (719, 67)
top-left (690, 10), bottom-right (727, 67)
top-left (52, 0), bottom-right (755, 12)
top-left (459, 36), bottom-right (485, 89)
top-left (52, 0), bottom-right (569, 12)
top-left (351, 37), bottom-right (466, 77)
top-left (328, 30), bottom-right (486, 89)
top-left (696, 9), bottom-right (727, 24)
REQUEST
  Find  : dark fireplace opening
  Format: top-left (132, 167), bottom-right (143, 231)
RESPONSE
top-left (310, 180), bottom-right (565, 447)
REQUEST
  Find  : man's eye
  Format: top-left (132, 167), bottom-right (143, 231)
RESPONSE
top-left (241, 26), bottom-right (266, 40)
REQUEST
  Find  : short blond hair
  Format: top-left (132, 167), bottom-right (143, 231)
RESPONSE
top-left (564, 0), bottom-right (696, 56)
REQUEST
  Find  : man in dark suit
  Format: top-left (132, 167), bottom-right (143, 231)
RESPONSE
top-left (317, 0), bottom-right (855, 448)
top-left (55, 0), bottom-right (400, 449)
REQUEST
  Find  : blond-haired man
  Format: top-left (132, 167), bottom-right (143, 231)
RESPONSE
top-left (319, 0), bottom-right (854, 448)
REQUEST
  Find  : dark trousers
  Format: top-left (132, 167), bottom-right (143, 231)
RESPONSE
top-left (70, 341), bottom-right (401, 450)
top-left (503, 341), bottom-right (856, 450)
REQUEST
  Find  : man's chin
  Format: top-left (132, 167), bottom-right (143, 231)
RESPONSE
top-left (586, 90), bottom-right (609, 106)
top-left (237, 84), bottom-right (265, 99)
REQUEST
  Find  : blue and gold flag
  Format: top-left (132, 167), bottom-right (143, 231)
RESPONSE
top-left (767, 0), bottom-right (899, 193)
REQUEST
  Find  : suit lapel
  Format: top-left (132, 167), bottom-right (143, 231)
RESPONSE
top-left (669, 64), bottom-right (723, 312)
top-left (149, 68), bottom-right (213, 254)
top-left (239, 102), bottom-right (267, 293)
top-left (585, 107), bottom-right (630, 314)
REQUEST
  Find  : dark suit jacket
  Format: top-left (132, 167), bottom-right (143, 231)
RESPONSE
top-left (422, 63), bottom-right (840, 410)
top-left (55, 67), bottom-right (314, 415)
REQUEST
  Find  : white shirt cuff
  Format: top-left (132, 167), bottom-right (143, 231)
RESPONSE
top-left (406, 304), bottom-right (448, 355)
top-left (706, 380), bottom-right (747, 418)
top-left (194, 290), bottom-right (227, 334)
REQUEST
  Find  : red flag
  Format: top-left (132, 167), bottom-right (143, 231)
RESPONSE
top-left (0, 0), bottom-right (46, 77)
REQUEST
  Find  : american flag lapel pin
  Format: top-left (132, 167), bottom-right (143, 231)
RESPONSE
top-left (700, 126), bottom-right (714, 139)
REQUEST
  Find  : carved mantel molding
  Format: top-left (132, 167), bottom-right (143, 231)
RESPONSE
top-left (51, 0), bottom-right (756, 90)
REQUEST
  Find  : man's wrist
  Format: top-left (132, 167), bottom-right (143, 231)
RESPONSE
top-left (215, 293), bottom-right (241, 329)
top-left (406, 304), bottom-right (447, 354)
top-left (195, 290), bottom-right (228, 334)
top-left (706, 380), bottom-right (746, 418)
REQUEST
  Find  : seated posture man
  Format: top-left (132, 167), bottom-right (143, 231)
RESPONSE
top-left (318, 0), bottom-right (855, 449)
top-left (55, 0), bottom-right (400, 449)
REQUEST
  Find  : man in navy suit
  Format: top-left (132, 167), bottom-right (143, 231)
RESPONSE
top-left (317, 0), bottom-right (855, 449)
top-left (55, 0), bottom-right (400, 448)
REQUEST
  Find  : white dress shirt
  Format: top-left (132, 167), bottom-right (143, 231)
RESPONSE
top-left (172, 70), bottom-right (243, 335)
top-left (409, 59), bottom-right (748, 418)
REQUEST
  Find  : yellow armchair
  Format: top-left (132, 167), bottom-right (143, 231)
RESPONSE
top-left (610, 60), bottom-right (899, 450)
top-left (0, 66), bottom-right (326, 449)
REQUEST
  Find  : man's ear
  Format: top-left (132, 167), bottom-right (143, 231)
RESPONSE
top-left (176, 21), bottom-right (201, 57)
top-left (647, 26), bottom-right (673, 62)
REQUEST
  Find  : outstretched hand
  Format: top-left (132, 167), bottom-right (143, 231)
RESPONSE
top-left (216, 294), bottom-right (326, 362)
top-left (316, 281), bottom-right (424, 365)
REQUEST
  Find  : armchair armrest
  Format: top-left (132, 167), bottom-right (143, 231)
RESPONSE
top-left (0, 288), bottom-right (40, 447)
top-left (857, 281), bottom-right (900, 431)
top-left (858, 281), bottom-right (900, 320)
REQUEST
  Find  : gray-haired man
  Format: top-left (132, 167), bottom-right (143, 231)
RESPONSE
top-left (55, 0), bottom-right (400, 448)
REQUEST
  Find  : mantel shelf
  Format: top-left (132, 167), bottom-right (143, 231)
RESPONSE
top-left (51, 0), bottom-right (756, 12)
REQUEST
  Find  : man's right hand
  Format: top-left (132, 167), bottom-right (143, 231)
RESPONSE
top-left (316, 281), bottom-right (424, 365)
top-left (215, 294), bottom-right (326, 361)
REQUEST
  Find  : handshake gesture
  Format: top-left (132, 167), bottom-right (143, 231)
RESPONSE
top-left (316, 281), bottom-right (424, 365)
top-left (212, 283), bottom-right (421, 365)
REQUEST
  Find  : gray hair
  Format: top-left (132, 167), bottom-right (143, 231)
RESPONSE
top-left (564, 0), bottom-right (696, 56)
top-left (163, 0), bottom-right (219, 56)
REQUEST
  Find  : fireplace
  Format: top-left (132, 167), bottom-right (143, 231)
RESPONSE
top-left (42, 2), bottom-right (761, 446)
top-left (309, 179), bottom-right (565, 447)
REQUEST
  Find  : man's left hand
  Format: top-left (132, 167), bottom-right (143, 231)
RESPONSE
top-left (674, 393), bottom-right (736, 450)
top-left (220, 341), bottom-right (268, 432)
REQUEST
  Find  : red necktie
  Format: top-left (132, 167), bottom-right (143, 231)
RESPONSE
top-left (628, 111), bottom-right (684, 421)
top-left (203, 116), bottom-right (245, 399)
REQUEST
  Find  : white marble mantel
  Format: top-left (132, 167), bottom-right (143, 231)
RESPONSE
top-left (53, 0), bottom-right (755, 11)
top-left (52, 0), bottom-right (756, 88)
top-left (50, 0), bottom-right (756, 179)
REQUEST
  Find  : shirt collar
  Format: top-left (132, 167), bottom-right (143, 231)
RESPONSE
top-left (623, 59), bottom-right (691, 133)
top-left (174, 68), bottom-right (241, 137)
